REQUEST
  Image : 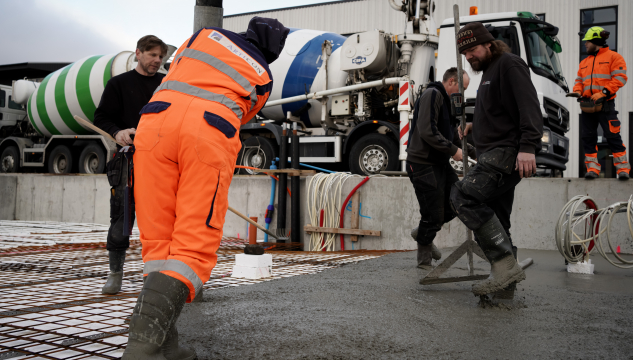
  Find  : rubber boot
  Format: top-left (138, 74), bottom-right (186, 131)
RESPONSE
top-left (417, 243), bottom-right (433, 271)
top-left (411, 227), bottom-right (442, 260)
top-left (584, 171), bottom-right (598, 179)
top-left (472, 216), bottom-right (525, 296)
top-left (618, 172), bottom-right (630, 180)
top-left (492, 247), bottom-right (518, 300)
top-left (122, 272), bottom-right (196, 360)
top-left (102, 250), bottom-right (126, 295)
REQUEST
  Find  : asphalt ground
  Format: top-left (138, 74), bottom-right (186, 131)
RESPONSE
top-left (179, 248), bottom-right (633, 359)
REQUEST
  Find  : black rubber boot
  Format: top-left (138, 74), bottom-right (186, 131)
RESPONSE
top-left (122, 272), bottom-right (196, 360)
top-left (417, 243), bottom-right (433, 271)
top-left (584, 171), bottom-right (598, 179)
top-left (618, 172), bottom-right (630, 180)
top-left (472, 216), bottom-right (525, 296)
top-left (411, 227), bottom-right (442, 260)
top-left (102, 250), bottom-right (126, 295)
top-left (492, 247), bottom-right (518, 300)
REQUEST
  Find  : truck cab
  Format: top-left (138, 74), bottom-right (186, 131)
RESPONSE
top-left (0, 84), bottom-right (27, 138)
top-left (437, 12), bottom-right (570, 174)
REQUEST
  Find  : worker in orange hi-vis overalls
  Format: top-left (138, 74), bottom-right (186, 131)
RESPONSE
top-left (573, 26), bottom-right (629, 180)
top-left (122, 17), bottom-right (289, 360)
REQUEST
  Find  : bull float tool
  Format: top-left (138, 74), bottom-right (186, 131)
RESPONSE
top-left (418, 5), bottom-right (533, 291)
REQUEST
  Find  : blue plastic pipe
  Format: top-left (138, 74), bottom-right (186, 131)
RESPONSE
top-left (264, 159), bottom-right (278, 242)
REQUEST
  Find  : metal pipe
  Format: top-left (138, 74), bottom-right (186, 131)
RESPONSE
top-left (415, 0), bottom-right (421, 19)
top-left (291, 123), bottom-right (300, 245)
top-left (277, 123), bottom-right (288, 240)
top-left (264, 77), bottom-right (407, 108)
top-left (388, 0), bottom-right (404, 12)
top-left (453, 5), bottom-right (473, 245)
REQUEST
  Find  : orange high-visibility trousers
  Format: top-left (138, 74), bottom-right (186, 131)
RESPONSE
top-left (134, 91), bottom-right (241, 302)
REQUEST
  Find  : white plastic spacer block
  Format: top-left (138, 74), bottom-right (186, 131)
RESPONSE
top-left (231, 265), bottom-right (272, 279)
top-left (234, 253), bottom-right (272, 268)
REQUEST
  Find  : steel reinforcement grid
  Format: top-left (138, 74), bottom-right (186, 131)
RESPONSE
top-left (0, 221), bottom-right (400, 359)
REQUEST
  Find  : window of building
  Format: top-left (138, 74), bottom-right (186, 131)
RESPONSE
top-left (579, 6), bottom-right (617, 61)
top-left (536, 13), bottom-right (546, 22)
top-left (0, 90), bottom-right (5, 108)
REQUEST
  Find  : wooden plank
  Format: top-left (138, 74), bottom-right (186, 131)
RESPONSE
top-left (74, 115), bottom-right (125, 147)
top-left (420, 274), bottom-right (488, 285)
top-left (350, 192), bottom-right (360, 242)
top-left (303, 226), bottom-right (380, 237)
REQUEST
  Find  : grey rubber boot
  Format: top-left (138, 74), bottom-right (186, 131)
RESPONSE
top-left (472, 216), bottom-right (525, 296)
top-left (122, 272), bottom-right (197, 360)
top-left (410, 227), bottom-right (442, 260)
top-left (417, 243), bottom-right (434, 271)
top-left (102, 250), bottom-right (126, 295)
top-left (492, 246), bottom-right (518, 300)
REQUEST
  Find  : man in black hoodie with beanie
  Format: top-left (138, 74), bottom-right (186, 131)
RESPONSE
top-left (406, 68), bottom-right (475, 271)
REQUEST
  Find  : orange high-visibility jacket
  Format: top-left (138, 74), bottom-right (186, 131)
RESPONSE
top-left (154, 27), bottom-right (273, 129)
top-left (573, 47), bottom-right (627, 99)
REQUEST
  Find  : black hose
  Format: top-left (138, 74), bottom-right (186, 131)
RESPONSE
top-left (291, 123), bottom-right (300, 245)
top-left (277, 124), bottom-right (288, 242)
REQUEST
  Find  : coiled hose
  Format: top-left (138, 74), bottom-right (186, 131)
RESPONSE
top-left (555, 195), bottom-right (633, 269)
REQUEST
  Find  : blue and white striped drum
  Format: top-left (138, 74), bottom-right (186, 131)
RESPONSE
top-left (260, 29), bottom-right (349, 127)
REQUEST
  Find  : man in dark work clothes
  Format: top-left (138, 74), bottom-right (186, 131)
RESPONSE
top-left (94, 35), bottom-right (167, 295)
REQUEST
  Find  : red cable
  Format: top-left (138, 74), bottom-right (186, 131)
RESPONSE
top-left (319, 209), bottom-right (325, 251)
top-left (339, 176), bottom-right (370, 251)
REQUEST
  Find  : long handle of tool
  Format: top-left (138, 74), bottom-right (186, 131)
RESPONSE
top-left (73, 115), bottom-right (126, 147)
top-left (227, 205), bottom-right (280, 240)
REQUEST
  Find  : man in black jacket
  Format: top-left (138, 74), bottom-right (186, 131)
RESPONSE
top-left (94, 35), bottom-right (167, 295)
top-left (451, 22), bottom-right (543, 296)
top-left (406, 67), bottom-right (475, 271)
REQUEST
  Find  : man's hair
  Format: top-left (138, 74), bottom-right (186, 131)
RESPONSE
top-left (137, 35), bottom-right (168, 56)
top-left (489, 40), bottom-right (511, 61)
top-left (442, 67), bottom-right (469, 83)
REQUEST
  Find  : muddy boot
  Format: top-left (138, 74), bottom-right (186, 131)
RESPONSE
top-left (417, 243), bottom-right (433, 271)
top-left (102, 250), bottom-right (126, 295)
top-left (492, 247), bottom-right (518, 300)
top-left (411, 227), bottom-right (442, 261)
top-left (472, 216), bottom-right (525, 296)
top-left (122, 272), bottom-right (193, 360)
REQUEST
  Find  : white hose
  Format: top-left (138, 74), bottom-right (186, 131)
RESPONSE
top-left (554, 195), bottom-right (633, 268)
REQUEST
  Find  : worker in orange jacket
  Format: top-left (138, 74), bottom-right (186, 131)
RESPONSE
top-left (573, 27), bottom-right (629, 180)
top-left (123, 17), bottom-right (289, 359)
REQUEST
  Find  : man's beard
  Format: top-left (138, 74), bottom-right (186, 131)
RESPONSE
top-left (468, 50), bottom-right (493, 74)
top-left (140, 61), bottom-right (158, 76)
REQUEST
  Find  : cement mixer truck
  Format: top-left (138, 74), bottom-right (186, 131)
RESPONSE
top-left (0, 50), bottom-right (172, 174)
top-left (1, 1), bottom-right (570, 176)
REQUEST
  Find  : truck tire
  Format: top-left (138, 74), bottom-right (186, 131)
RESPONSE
top-left (1, 146), bottom-right (20, 173)
top-left (79, 143), bottom-right (106, 174)
top-left (237, 136), bottom-right (278, 175)
top-left (349, 133), bottom-right (398, 175)
top-left (48, 145), bottom-right (73, 174)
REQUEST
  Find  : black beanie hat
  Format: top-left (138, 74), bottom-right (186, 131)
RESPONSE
top-left (457, 22), bottom-right (495, 53)
top-left (589, 37), bottom-right (607, 46)
top-left (246, 17), bottom-right (290, 64)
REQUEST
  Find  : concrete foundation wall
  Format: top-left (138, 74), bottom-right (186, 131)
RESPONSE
top-left (1, 174), bottom-right (631, 253)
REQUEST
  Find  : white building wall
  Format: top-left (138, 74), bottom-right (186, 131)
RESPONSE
top-left (226, 0), bottom-right (633, 177)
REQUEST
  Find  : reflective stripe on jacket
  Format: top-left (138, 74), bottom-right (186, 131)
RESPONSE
top-left (573, 47), bottom-right (627, 99)
top-left (155, 27), bottom-right (273, 127)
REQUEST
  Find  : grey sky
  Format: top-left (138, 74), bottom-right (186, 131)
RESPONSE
top-left (0, 0), bottom-right (341, 65)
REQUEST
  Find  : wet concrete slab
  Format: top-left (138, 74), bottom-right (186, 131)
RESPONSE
top-left (180, 249), bottom-right (633, 359)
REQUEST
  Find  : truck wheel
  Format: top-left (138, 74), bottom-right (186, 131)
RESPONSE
top-left (1, 146), bottom-right (20, 173)
top-left (349, 133), bottom-right (398, 175)
top-left (48, 145), bottom-right (73, 174)
top-left (79, 143), bottom-right (106, 174)
top-left (237, 136), bottom-right (278, 175)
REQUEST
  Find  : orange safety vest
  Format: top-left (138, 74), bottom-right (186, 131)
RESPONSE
top-left (573, 47), bottom-right (627, 100)
top-left (154, 27), bottom-right (273, 129)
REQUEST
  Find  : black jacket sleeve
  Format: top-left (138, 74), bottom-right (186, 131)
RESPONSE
top-left (504, 65), bottom-right (543, 154)
top-left (93, 80), bottom-right (123, 138)
top-left (451, 127), bottom-right (477, 159)
top-left (416, 89), bottom-right (459, 156)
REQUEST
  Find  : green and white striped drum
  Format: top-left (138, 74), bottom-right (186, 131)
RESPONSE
top-left (26, 51), bottom-right (135, 137)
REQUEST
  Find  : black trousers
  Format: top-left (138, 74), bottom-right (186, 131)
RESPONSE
top-left (106, 151), bottom-right (135, 251)
top-left (449, 158), bottom-right (521, 242)
top-left (580, 100), bottom-right (626, 156)
top-left (407, 161), bottom-right (459, 246)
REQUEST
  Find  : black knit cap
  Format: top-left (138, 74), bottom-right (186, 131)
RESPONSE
top-left (245, 16), bottom-right (290, 64)
top-left (457, 22), bottom-right (495, 53)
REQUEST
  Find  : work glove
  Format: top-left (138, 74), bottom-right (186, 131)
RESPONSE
top-left (590, 92), bottom-right (606, 102)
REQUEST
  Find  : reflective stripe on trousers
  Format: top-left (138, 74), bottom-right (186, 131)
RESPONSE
top-left (144, 259), bottom-right (204, 295)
